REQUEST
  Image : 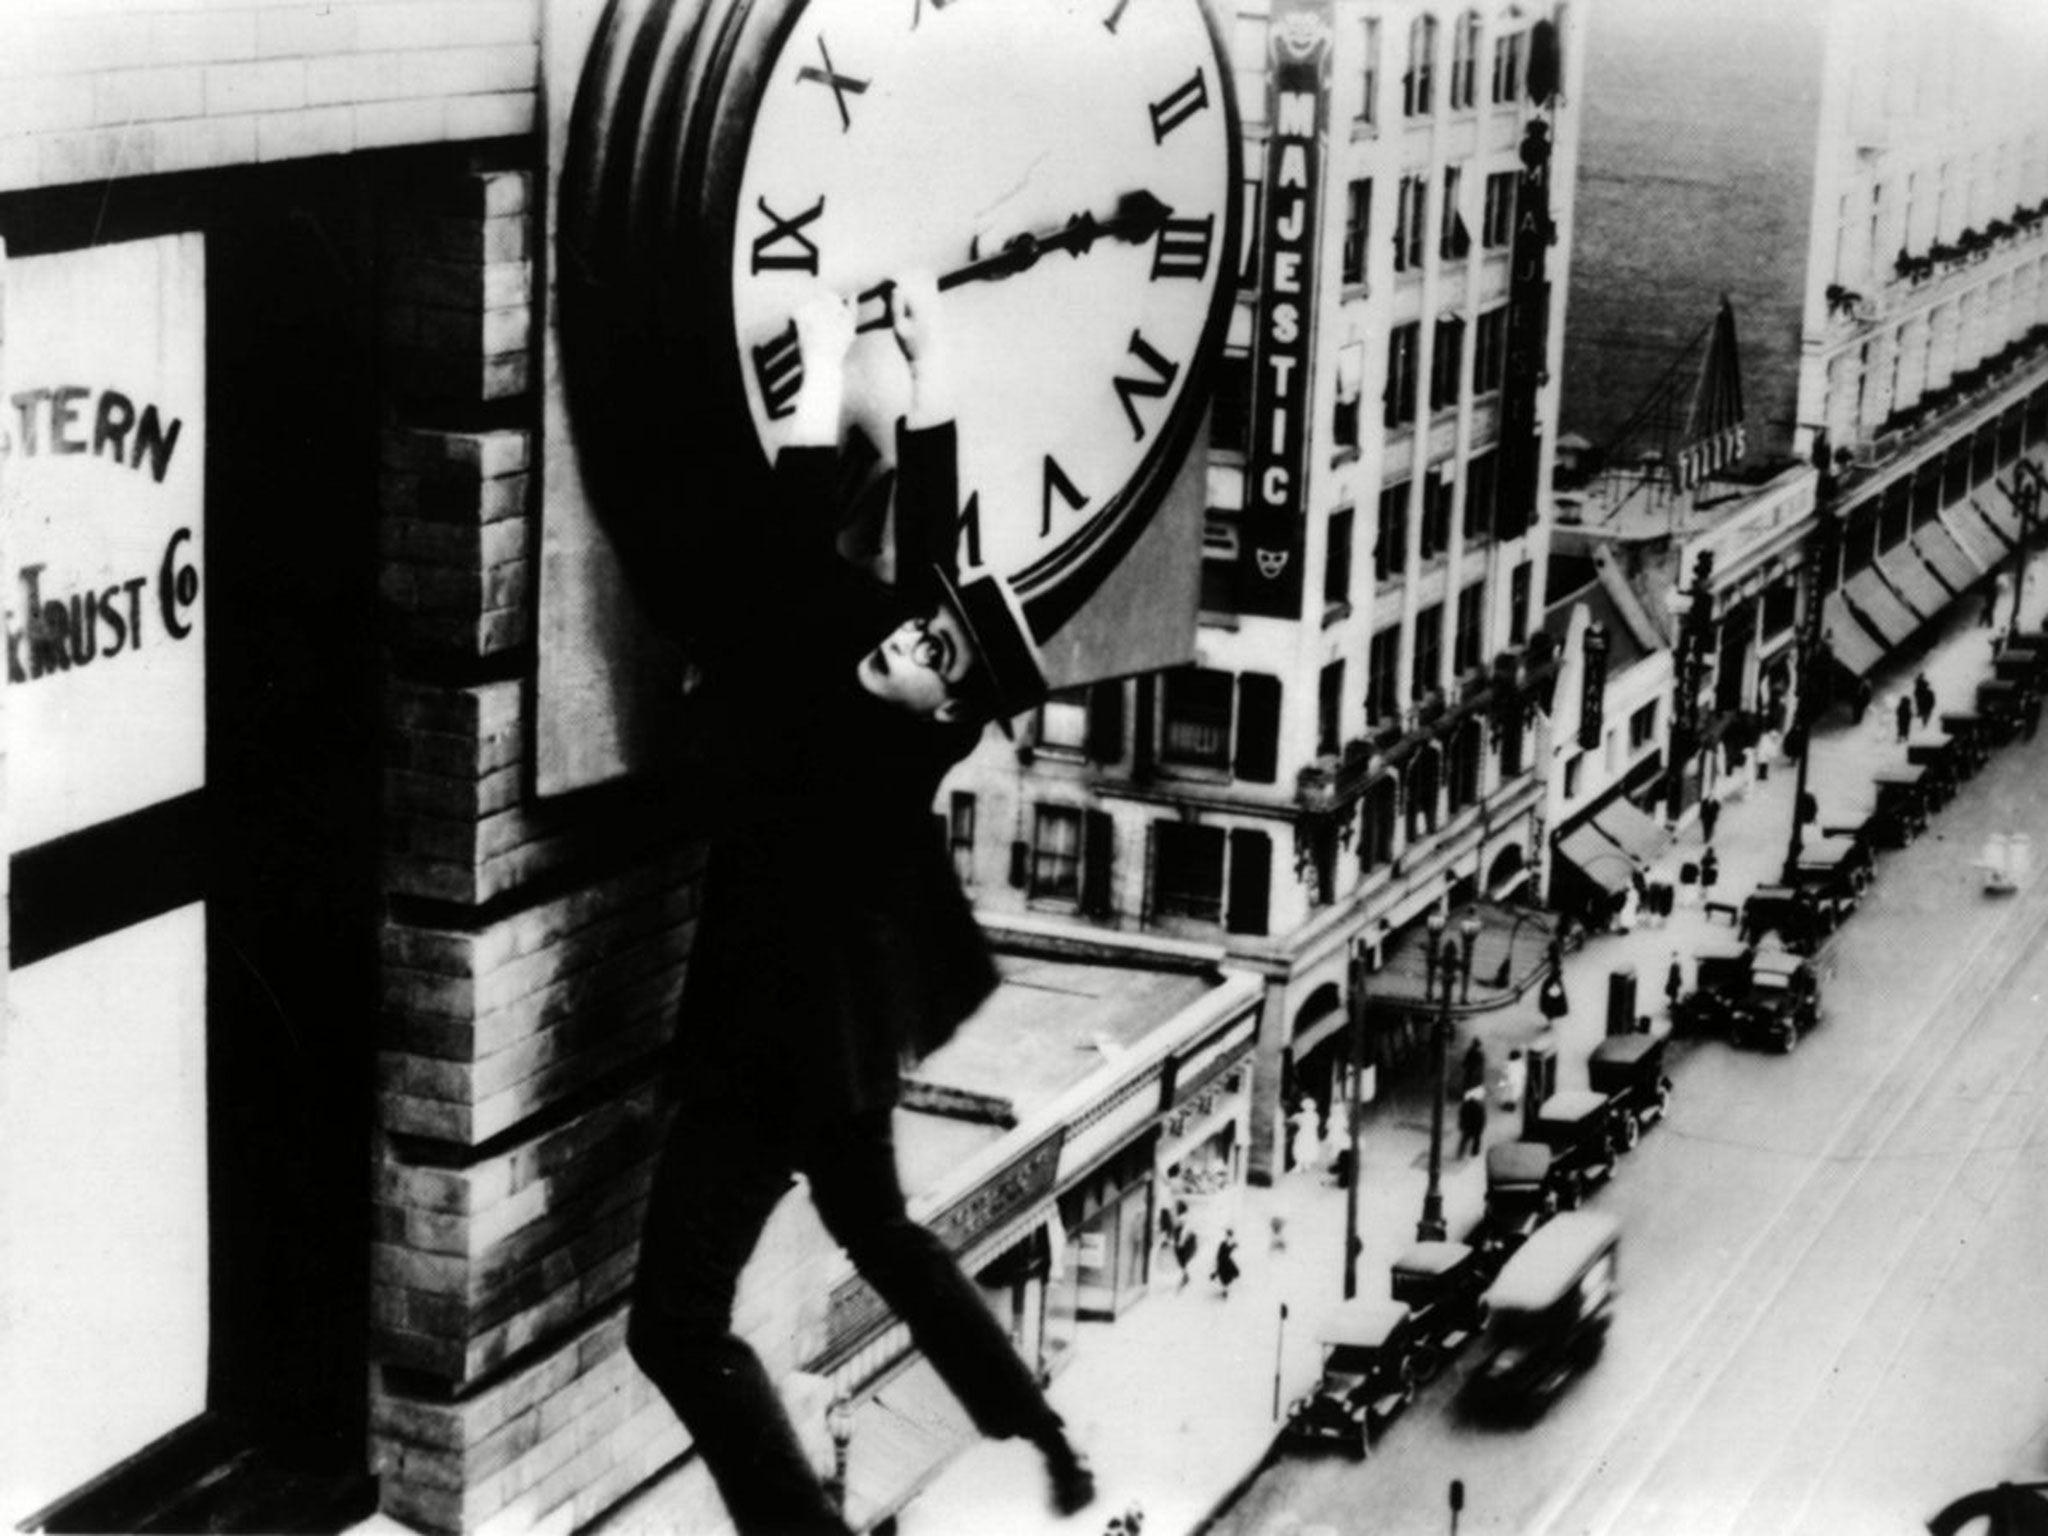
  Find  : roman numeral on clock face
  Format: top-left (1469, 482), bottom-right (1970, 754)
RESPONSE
top-left (750, 195), bottom-right (825, 275)
top-left (1113, 330), bottom-right (1182, 441)
top-left (751, 321), bottom-right (804, 420)
top-left (797, 34), bottom-right (869, 131)
top-left (1041, 455), bottom-right (1089, 535)
top-left (1152, 214), bottom-right (1214, 280)
top-left (1102, 0), bottom-right (1136, 33)
top-left (1149, 69), bottom-right (1209, 142)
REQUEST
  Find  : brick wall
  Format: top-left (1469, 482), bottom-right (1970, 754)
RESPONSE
top-left (0, 0), bottom-right (538, 194)
top-left (366, 159), bottom-right (712, 1535)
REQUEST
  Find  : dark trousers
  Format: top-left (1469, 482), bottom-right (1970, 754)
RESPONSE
top-left (627, 1091), bottom-right (1057, 1536)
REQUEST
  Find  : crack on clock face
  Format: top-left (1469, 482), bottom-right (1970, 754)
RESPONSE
top-left (971, 150), bottom-right (1052, 234)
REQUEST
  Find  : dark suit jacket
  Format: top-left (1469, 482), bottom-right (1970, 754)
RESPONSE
top-left (672, 423), bottom-right (997, 1125)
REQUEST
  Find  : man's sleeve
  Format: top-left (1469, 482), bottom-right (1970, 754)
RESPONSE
top-left (892, 419), bottom-right (960, 614)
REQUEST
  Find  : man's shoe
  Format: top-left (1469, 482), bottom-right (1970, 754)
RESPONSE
top-left (1042, 1437), bottom-right (1096, 1517)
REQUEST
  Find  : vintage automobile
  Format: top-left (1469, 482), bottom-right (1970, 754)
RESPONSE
top-left (1283, 1301), bottom-right (1419, 1456)
top-left (1869, 767), bottom-right (1931, 849)
top-left (1677, 936), bottom-right (1821, 1052)
top-left (1586, 1035), bottom-right (1672, 1148)
top-left (1463, 1209), bottom-right (1621, 1415)
top-left (1479, 1141), bottom-right (1561, 1254)
top-left (1740, 882), bottom-right (1828, 953)
top-left (1790, 833), bottom-right (1872, 930)
top-left (1525, 1089), bottom-right (1621, 1209)
top-left (1388, 1240), bottom-right (1492, 1382)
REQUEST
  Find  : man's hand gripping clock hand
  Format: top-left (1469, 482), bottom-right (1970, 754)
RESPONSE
top-left (889, 269), bottom-right (951, 430)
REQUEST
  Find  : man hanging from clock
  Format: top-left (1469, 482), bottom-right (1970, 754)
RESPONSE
top-left (625, 272), bottom-right (1097, 1536)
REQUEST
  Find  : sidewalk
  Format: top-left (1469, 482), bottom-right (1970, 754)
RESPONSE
top-left (897, 569), bottom-right (2048, 1536)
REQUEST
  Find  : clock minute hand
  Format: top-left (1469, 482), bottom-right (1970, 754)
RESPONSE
top-left (935, 189), bottom-right (1173, 292)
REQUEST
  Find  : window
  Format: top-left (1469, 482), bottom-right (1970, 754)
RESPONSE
top-left (1562, 751), bottom-right (1582, 800)
top-left (1359, 17), bottom-right (1381, 127)
top-left (1492, 29), bottom-right (1523, 104)
top-left (1439, 166), bottom-right (1471, 260)
top-left (1454, 582), bottom-right (1484, 674)
top-left (1037, 687), bottom-right (1089, 752)
top-left (1420, 464), bottom-right (1452, 559)
top-left (1761, 578), bottom-right (1797, 637)
top-left (1628, 701), bottom-right (1658, 751)
top-left (1386, 321), bottom-right (1421, 426)
top-left (1161, 668), bottom-right (1234, 768)
top-left (1360, 778), bottom-right (1398, 870)
top-left (1450, 10), bottom-right (1480, 109)
top-left (1413, 602), bottom-right (1444, 696)
top-left (1334, 341), bottom-right (1363, 449)
top-left (1404, 14), bottom-right (1437, 117)
top-left (1152, 820), bottom-right (1226, 921)
top-left (1473, 306), bottom-right (1508, 394)
top-left (1483, 171), bottom-right (1516, 248)
top-left (1211, 350), bottom-right (1252, 454)
top-left (1394, 175), bottom-right (1428, 272)
top-left (1367, 626), bottom-right (1401, 723)
top-left (1375, 480), bottom-right (1409, 581)
top-left (1343, 177), bottom-right (1373, 285)
top-left (1318, 660), bottom-right (1345, 754)
top-left (1430, 314), bottom-right (1465, 408)
top-left (1031, 804), bottom-right (1082, 900)
top-left (1325, 504), bottom-right (1354, 609)
top-left (1447, 720), bottom-right (1481, 810)
top-left (1509, 561), bottom-right (1531, 643)
top-left (949, 791), bottom-right (976, 885)
top-left (1464, 450), bottom-right (1497, 541)
top-left (1879, 480), bottom-right (1911, 550)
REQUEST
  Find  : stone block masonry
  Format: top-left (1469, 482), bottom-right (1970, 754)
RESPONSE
top-left (0, 1), bottom-right (539, 194)
top-left (369, 159), bottom-right (706, 1535)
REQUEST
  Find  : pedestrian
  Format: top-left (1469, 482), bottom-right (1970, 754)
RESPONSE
top-left (1983, 584), bottom-right (2000, 627)
top-left (624, 278), bottom-right (1097, 1534)
top-left (1462, 1037), bottom-right (1488, 1097)
top-left (1289, 1098), bottom-right (1323, 1175)
top-left (2023, 684), bottom-right (2043, 743)
top-left (1496, 1049), bottom-right (1527, 1115)
top-left (1700, 847), bottom-right (1719, 899)
top-left (1268, 1212), bottom-right (1287, 1255)
top-left (1896, 692), bottom-right (1913, 742)
top-left (1852, 675), bottom-right (1874, 723)
top-left (1665, 950), bottom-right (1684, 1013)
top-left (1914, 671), bottom-right (1935, 725)
top-left (1615, 881), bottom-right (1640, 933)
top-left (1456, 1086), bottom-right (1488, 1158)
top-left (1175, 1225), bottom-right (1200, 1288)
top-left (1212, 1229), bottom-right (1241, 1298)
top-left (1700, 794), bottom-right (1721, 843)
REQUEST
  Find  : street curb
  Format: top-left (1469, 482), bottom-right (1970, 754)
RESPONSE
top-left (1185, 1435), bottom-right (1281, 1536)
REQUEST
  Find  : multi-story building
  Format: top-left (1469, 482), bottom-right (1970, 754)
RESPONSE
top-left (947, 0), bottom-right (1587, 1180)
top-left (1565, 0), bottom-right (2048, 767)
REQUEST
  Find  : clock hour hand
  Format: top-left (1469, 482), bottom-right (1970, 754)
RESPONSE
top-left (852, 191), bottom-right (1172, 330)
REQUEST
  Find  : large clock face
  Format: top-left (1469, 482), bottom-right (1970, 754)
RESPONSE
top-left (720, 0), bottom-right (1239, 620)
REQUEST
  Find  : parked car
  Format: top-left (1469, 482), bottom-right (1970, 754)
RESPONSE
top-left (1525, 1089), bottom-right (1621, 1208)
top-left (1586, 1035), bottom-right (1672, 1148)
top-left (1388, 1240), bottom-right (1492, 1382)
top-left (1741, 883), bottom-right (1828, 953)
top-left (1790, 834), bottom-right (1872, 929)
top-left (1869, 768), bottom-right (1931, 849)
top-left (1677, 936), bottom-right (1822, 1052)
top-left (1283, 1301), bottom-right (1419, 1457)
top-left (1479, 1141), bottom-right (1560, 1254)
top-left (1463, 1210), bottom-right (1621, 1415)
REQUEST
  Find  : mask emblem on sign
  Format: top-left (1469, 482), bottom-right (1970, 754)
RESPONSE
top-left (1256, 548), bottom-right (1291, 580)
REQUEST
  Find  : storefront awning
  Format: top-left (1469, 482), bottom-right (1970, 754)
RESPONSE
top-left (1969, 493), bottom-right (2025, 549)
top-left (843, 1357), bottom-right (979, 1530)
top-left (1591, 796), bottom-right (1674, 869)
top-left (1369, 900), bottom-right (1559, 1014)
top-left (1942, 504), bottom-right (2010, 572)
top-left (1876, 546), bottom-right (1948, 621)
top-left (1555, 822), bottom-right (1633, 896)
top-left (1913, 523), bottom-right (1985, 592)
top-left (1843, 569), bottom-right (1920, 648)
top-left (1823, 591), bottom-right (1886, 678)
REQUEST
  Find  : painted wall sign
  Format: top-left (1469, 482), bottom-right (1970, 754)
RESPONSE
top-left (1, 235), bottom-right (206, 850)
top-left (1236, 0), bottom-right (1333, 619)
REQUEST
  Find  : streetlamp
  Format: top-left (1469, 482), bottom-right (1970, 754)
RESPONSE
top-left (2007, 468), bottom-right (2041, 642)
top-left (1782, 501), bottom-right (1838, 883)
top-left (1417, 909), bottom-right (1461, 1243)
top-left (826, 1395), bottom-right (855, 1518)
top-left (1664, 552), bottom-right (1716, 822)
top-left (1342, 937), bottom-right (1369, 1299)
top-left (1459, 912), bottom-right (1483, 1004)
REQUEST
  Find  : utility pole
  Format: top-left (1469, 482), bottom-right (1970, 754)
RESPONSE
top-left (1342, 939), bottom-right (1368, 1299)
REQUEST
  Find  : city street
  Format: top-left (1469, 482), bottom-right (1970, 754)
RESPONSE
top-left (1211, 704), bottom-right (2048, 1536)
